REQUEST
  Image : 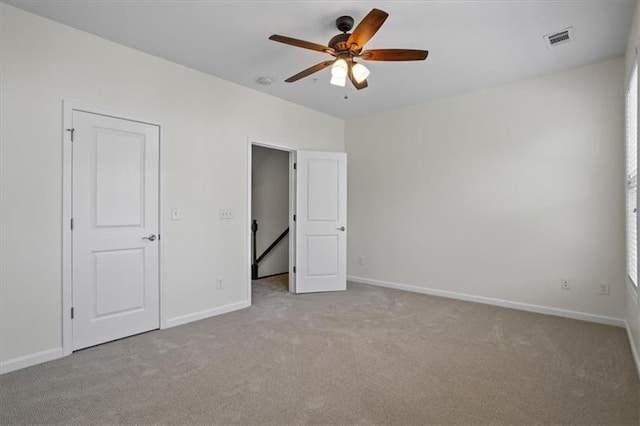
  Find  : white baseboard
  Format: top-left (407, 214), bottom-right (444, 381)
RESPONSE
top-left (165, 300), bottom-right (250, 329)
top-left (1, 301), bottom-right (251, 374)
top-left (0, 347), bottom-right (63, 375)
top-left (624, 321), bottom-right (640, 379)
top-left (348, 275), bottom-right (625, 328)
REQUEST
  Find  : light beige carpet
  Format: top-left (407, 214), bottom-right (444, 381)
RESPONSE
top-left (1, 278), bottom-right (638, 425)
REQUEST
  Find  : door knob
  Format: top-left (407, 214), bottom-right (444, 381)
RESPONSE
top-left (336, 226), bottom-right (345, 231)
top-left (143, 234), bottom-right (157, 241)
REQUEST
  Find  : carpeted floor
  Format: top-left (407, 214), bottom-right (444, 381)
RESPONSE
top-left (1, 278), bottom-right (638, 425)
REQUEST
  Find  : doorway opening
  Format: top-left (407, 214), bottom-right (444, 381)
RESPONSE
top-left (250, 143), bottom-right (295, 298)
top-left (247, 142), bottom-right (347, 302)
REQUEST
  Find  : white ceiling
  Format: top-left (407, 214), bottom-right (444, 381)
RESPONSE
top-left (6, 0), bottom-right (636, 118)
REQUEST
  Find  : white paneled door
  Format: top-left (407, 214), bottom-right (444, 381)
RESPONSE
top-left (72, 110), bottom-right (160, 350)
top-left (295, 151), bottom-right (347, 293)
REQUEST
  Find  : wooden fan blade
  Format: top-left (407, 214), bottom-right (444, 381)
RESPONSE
top-left (360, 49), bottom-right (429, 61)
top-left (285, 60), bottom-right (335, 83)
top-left (348, 65), bottom-right (368, 90)
top-left (269, 35), bottom-right (335, 55)
top-left (347, 9), bottom-right (389, 50)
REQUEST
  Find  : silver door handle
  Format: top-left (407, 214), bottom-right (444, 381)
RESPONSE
top-left (337, 226), bottom-right (345, 231)
top-left (143, 234), bottom-right (157, 241)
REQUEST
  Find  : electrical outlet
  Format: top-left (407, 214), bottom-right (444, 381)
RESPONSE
top-left (561, 278), bottom-right (571, 290)
top-left (216, 278), bottom-right (224, 290)
top-left (357, 256), bottom-right (365, 265)
top-left (597, 282), bottom-right (610, 296)
top-left (219, 209), bottom-right (233, 219)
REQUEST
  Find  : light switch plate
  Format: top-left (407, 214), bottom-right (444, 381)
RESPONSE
top-left (171, 208), bottom-right (182, 221)
top-left (219, 209), bottom-right (233, 219)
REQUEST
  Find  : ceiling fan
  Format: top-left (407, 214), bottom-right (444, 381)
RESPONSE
top-left (269, 8), bottom-right (429, 90)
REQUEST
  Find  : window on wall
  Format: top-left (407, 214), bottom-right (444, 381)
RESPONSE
top-left (627, 63), bottom-right (638, 288)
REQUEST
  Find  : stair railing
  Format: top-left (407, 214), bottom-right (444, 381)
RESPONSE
top-left (251, 219), bottom-right (289, 279)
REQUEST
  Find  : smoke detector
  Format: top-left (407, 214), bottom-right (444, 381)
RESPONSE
top-left (543, 27), bottom-right (574, 49)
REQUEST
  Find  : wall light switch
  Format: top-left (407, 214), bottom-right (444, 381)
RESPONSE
top-left (171, 208), bottom-right (182, 221)
top-left (219, 209), bottom-right (233, 219)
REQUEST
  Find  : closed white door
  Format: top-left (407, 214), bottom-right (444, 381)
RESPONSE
top-left (295, 150), bottom-right (347, 293)
top-left (72, 110), bottom-right (160, 350)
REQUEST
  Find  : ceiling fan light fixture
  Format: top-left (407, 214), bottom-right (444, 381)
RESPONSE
top-left (331, 58), bottom-right (348, 78)
top-left (269, 8), bottom-right (428, 90)
top-left (330, 74), bottom-right (346, 87)
top-left (352, 63), bottom-right (370, 83)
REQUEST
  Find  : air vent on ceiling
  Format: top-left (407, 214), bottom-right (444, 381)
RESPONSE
top-left (543, 27), bottom-right (574, 49)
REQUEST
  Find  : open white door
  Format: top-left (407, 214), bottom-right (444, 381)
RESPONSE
top-left (295, 150), bottom-right (347, 293)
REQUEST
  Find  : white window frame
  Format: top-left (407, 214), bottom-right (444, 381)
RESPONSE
top-left (626, 62), bottom-right (638, 291)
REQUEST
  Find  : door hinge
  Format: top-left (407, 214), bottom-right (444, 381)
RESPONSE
top-left (66, 128), bottom-right (75, 142)
top-left (71, 307), bottom-right (74, 319)
top-left (293, 214), bottom-right (296, 222)
top-left (293, 162), bottom-right (297, 170)
top-left (158, 234), bottom-right (161, 240)
top-left (293, 266), bottom-right (296, 273)
top-left (70, 218), bottom-right (74, 230)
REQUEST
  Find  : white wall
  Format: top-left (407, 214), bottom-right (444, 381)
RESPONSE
top-left (346, 57), bottom-right (626, 322)
top-left (624, 0), bottom-right (640, 375)
top-left (0, 4), bottom-right (344, 368)
top-left (251, 146), bottom-right (289, 277)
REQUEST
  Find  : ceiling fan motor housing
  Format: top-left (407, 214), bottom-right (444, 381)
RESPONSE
top-left (328, 33), bottom-right (353, 53)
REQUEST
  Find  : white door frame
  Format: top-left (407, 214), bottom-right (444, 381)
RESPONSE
top-left (62, 100), bottom-right (165, 356)
top-left (246, 138), bottom-right (296, 301)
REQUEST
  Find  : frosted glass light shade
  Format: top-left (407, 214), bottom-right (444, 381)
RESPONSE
top-left (331, 59), bottom-right (348, 78)
top-left (352, 63), bottom-right (370, 83)
top-left (330, 75), bottom-right (346, 87)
